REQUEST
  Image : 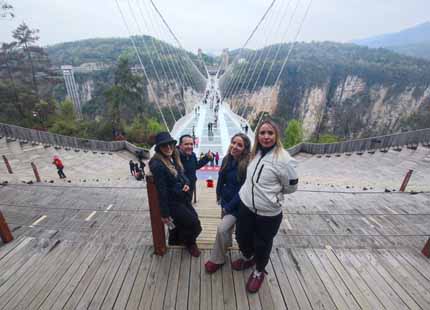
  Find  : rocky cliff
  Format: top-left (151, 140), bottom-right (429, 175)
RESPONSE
top-left (225, 42), bottom-right (430, 139)
top-left (231, 76), bottom-right (430, 139)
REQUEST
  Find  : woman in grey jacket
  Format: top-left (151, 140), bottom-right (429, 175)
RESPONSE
top-left (232, 119), bottom-right (299, 293)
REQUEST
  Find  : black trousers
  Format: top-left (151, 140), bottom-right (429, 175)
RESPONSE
top-left (168, 202), bottom-right (202, 247)
top-left (236, 202), bottom-right (282, 272)
top-left (57, 168), bottom-right (66, 178)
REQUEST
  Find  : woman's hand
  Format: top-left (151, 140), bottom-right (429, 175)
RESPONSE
top-left (182, 184), bottom-right (190, 192)
top-left (161, 217), bottom-right (172, 224)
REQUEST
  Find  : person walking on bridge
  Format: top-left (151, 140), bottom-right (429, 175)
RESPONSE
top-left (52, 156), bottom-right (66, 179)
top-left (232, 119), bottom-right (299, 293)
top-left (149, 132), bottom-right (202, 257)
top-left (204, 133), bottom-right (251, 274)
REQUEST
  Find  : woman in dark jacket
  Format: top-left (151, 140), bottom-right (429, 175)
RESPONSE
top-left (149, 132), bottom-right (202, 257)
top-left (204, 133), bottom-right (251, 273)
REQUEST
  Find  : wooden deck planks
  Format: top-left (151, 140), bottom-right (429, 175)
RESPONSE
top-left (0, 236), bottom-right (429, 310)
top-left (0, 172), bottom-right (429, 310)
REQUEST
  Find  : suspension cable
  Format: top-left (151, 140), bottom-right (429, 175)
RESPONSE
top-left (144, 0), bottom-right (196, 92)
top-left (236, 0), bottom-right (291, 116)
top-left (136, 0), bottom-right (184, 117)
top-left (114, 0), bottom-right (169, 130)
top-left (239, 0), bottom-right (294, 117)
top-left (245, 0), bottom-right (300, 118)
top-left (142, 0), bottom-right (192, 113)
top-left (146, 1), bottom-right (203, 101)
top-left (127, 0), bottom-right (176, 124)
top-left (149, 0), bottom-right (206, 91)
top-left (230, 0), bottom-right (285, 111)
top-left (220, 0), bottom-right (278, 101)
top-left (256, 0), bottom-right (314, 129)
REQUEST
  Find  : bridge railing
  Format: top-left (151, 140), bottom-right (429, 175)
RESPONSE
top-left (290, 128), bottom-right (430, 155)
top-left (0, 122), bottom-right (150, 157)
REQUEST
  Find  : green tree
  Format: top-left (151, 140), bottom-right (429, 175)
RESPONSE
top-left (317, 134), bottom-right (340, 144)
top-left (283, 119), bottom-right (303, 148)
top-left (105, 56), bottom-right (145, 135)
top-left (12, 22), bottom-right (41, 95)
top-left (125, 117), bottom-right (146, 143)
top-left (146, 117), bottom-right (164, 136)
top-left (49, 100), bottom-right (78, 136)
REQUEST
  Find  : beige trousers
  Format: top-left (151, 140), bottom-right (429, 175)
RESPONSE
top-left (209, 214), bottom-right (236, 264)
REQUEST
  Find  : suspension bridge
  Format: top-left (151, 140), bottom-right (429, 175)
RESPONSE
top-left (0, 0), bottom-right (430, 309)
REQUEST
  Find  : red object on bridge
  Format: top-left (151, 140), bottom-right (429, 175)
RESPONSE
top-left (206, 179), bottom-right (214, 188)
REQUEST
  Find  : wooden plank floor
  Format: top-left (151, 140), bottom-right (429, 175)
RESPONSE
top-left (1, 238), bottom-right (430, 309)
top-left (1, 146), bottom-right (430, 309)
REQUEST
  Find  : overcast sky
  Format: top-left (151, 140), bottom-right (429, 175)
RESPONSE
top-left (1, 0), bottom-right (429, 54)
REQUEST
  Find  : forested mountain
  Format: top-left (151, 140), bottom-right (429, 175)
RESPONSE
top-left (3, 25), bottom-right (429, 144)
top-left (46, 36), bottom-right (209, 79)
top-left (222, 41), bottom-right (430, 139)
top-left (353, 21), bottom-right (430, 60)
top-left (1, 27), bottom-right (207, 145)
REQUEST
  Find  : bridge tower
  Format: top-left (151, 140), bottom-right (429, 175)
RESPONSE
top-left (61, 65), bottom-right (82, 119)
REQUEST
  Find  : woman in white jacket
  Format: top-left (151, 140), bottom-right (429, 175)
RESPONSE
top-left (231, 119), bottom-right (298, 293)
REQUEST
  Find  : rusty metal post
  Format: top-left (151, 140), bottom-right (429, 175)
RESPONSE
top-left (2, 155), bottom-right (13, 174)
top-left (31, 162), bottom-right (41, 183)
top-left (146, 175), bottom-right (167, 256)
top-left (0, 210), bottom-right (13, 243)
top-left (422, 238), bottom-right (430, 258)
top-left (399, 169), bottom-right (413, 192)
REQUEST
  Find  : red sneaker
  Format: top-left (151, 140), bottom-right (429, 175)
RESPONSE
top-left (204, 261), bottom-right (223, 273)
top-left (246, 271), bottom-right (265, 293)
top-left (231, 258), bottom-right (255, 270)
top-left (187, 244), bottom-right (201, 257)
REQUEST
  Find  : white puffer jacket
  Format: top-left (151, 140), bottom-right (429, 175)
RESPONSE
top-left (239, 148), bottom-right (298, 216)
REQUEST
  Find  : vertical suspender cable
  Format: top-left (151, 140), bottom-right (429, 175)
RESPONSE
top-left (221, 0), bottom-right (277, 102)
top-left (115, 0), bottom-right (169, 131)
top-left (241, 0), bottom-right (293, 117)
top-left (126, 0), bottom-right (177, 124)
top-left (255, 0), bottom-right (314, 129)
top-left (149, 0), bottom-right (207, 92)
top-left (136, 0), bottom-right (184, 117)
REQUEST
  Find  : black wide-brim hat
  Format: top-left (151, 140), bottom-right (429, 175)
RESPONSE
top-left (154, 132), bottom-right (177, 147)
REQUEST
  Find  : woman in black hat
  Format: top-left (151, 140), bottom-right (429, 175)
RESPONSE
top-left (149, 132), bottom-right (202, 257)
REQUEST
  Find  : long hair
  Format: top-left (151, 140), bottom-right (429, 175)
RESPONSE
top-left (220, 133), bottom-right (251, 182)
top-left (153, 147), bottom-right (184, 177)
top-left (251, 118), bottom-right (284, 159)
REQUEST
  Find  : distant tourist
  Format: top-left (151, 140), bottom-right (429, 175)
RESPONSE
top-left (149, 132), bottom-right (202, 256)
top-left (205, 133), bottom-right (251, 274)
top-left (139, 160), bottom-right (146, 172)
top-left (129, 160), bottom-right (135, 176)
top-left (215, 152), bottom-right (220, 166)
top-left (52, 156), bottom-right (66, 179)
top-left (232, 119), bottom-right (299, 293)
